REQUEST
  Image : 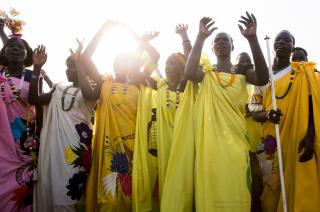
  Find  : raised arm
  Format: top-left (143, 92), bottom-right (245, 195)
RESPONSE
top-left (29, 45), bottom-right (54, 106)
top-left (71, 39), bottom-right (101, 101)
top-left (238, 12), bottom-right (269, 86)
top-left (129, 29), bottom-right (160, 75)
top-left (0, 19), bottom-right (9, 44)
top-left (176, 24), bottom-right (192, 58)
top-left (40, 69), bottom-right (54, 88)
top-left (184, 17), bottom-right (217, 82)
top-left (81, 21), bottom-right (114, 85)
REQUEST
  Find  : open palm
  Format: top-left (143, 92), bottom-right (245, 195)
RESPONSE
top-left (238, 12), bottom-right (257, 39)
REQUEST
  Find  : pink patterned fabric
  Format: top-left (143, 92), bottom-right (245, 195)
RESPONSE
top-left (0, 74), bottom-right (35, 212)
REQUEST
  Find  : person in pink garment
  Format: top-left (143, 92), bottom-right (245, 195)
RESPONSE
top-left (0, 36), bottom-right (36, 212)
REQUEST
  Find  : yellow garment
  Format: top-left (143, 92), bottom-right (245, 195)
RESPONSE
top-left (85, 79), bottom-right (139, 212)
top-left (161, 81), bottom-right (198, 212)
top-left (156, 80), bottom-right (181, 199)
top-left (246, 85), bottom-right (262, 152)
top-left (261, 62), bottom-right (320, 212)
top-left (132, 86), bottom-right (159, 212)
top-left (194, 68), bottom-right (251, 211)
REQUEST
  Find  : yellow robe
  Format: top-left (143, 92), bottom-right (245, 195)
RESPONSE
top-left (156, 80), bottom-right (181, 200)
top-left (246, 85), bottom-right (262, 152)
top-left (260, 62), bottom-right (320, 212)
top-left (161, 81), bottom-right (198, 212)
top-left (132, 86), bottom-right (159, 212)
top-left (194, 68), bottom-right (251, 211)
top-left (85, 79), bottom-right (139, 212)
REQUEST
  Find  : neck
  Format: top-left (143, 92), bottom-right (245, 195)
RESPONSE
top-left (72, 81), bottom-right (79, 87)
top-left (216, 56), bottom-right (232, 72)
top-left (6, 62), bottom-right (24, 74)
top-left (167, 78), bottom-right (180, 91)
top-left (272, 57), bottom-right (290, 72)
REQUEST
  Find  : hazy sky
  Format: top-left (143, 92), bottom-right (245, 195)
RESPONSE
top-left (2, 0), bottom-right (320, 85)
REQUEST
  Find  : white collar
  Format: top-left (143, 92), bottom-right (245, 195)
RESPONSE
top-left (272, 65), bottom-right (291, 82)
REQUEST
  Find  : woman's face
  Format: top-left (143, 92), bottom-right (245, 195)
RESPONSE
top-left (113, 53), bottom-right (143, 78)
top-left (274, 31), bottom-right (294, 59)
top-left (5, 39), bottom-right (27, 63)
top-left (65, 59), bottom-right (78, 83)
top-left (212, 33), bottom-right (233, 57)
top-left (165, 55), bottom-right (184, 82)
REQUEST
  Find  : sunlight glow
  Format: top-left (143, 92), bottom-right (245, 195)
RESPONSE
top-left (91, 27), bottom-right (138, 75)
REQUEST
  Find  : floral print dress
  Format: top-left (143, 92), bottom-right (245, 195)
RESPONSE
top-left (34, 84), bottom-right (95, 211)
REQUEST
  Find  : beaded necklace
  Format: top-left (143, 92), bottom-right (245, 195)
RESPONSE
top-left (213, 65), bottom-right (236, 88)
top-left (166, 82), bottom-right (180, 109)
top-left (273, 69), bottom-right (295, 99)
top-left (25, 107), bottom-right (37, 167)
top-left (1, 68), bottom-right (26, 103)
top-left (61, 86), bottom-right (80, 111)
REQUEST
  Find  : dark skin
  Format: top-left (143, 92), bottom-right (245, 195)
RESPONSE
top-left (252, 30), bottom-right (315, 162)
top-left (184, 12), bottom-right (269, 86)
top-left (291, 49), bottom-right (308, 62)
top-left (164, 24), bottom-right (192, 92)
top-left (0, 19), bottom-right (9, 44)
top-left (4, 39), bottom-right (27, 75)
top-left (175, 24), bottom-right (192, 58)
top-left (28, 44), bottom-right (84, 106)
top-left (79, 21), bottom-right (159, 101)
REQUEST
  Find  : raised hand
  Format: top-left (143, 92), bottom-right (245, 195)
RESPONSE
top-left (33, 45), bottom-right (47, 68)
top-left (175, 24), bottom-right (188, 35)
top-left (268, 109), bottom-right (282, 124)
top-left (141, 31), bottom-right (160, 42)
top-left (0, 19), bottom-right (5, 32)
top-left (198, 17), bottom-right (217, 39)
top-left (69, 38), bottom-right (84, 62)
top-left (238, 12), bottom-right (257, 39)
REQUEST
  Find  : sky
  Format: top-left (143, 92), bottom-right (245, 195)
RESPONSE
top-left (1, 0), bottom-right (320, 86)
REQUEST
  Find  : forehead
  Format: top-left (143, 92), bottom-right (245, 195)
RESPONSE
top-left (293, 49), bottom-right (305, 55)
top-left (214, 33), bottom-right (231, 42)
top-left (275, 32), bottom-right (293, 41)
top-left (8, 39), bottom-right (25, 46)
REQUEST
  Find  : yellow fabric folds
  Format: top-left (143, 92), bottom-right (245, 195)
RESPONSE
top-left (132, 86), bottom-right (159, 212)
top-left (194, 68), bottom-right (251, 211)
top-left (156, 80), bottom-right (180, 199)
top-left (161, 81), bottom-right (198, 212)
top-left (261, 62), bottom-right (320, 212)
top-left (85, 79), bottom-right (139, 212)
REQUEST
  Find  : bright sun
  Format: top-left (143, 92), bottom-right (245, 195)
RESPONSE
top-left (91, 27), bottom-right (138, 75)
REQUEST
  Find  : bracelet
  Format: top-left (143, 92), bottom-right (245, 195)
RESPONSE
top-left (182, 40), bottom-right (191, 43)
top-left (32, 75), bottom-right (39, 79)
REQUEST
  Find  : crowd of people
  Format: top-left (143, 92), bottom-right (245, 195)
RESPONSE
top-left (0, 11), bottom-right (319, 212)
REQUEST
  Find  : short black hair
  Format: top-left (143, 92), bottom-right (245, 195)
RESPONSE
top-left (278, 30), bottom-right (295, 46)
top-left (0, 38), bottom-right (33, 67)
top-left (293, 47), bottom-right (308, 57)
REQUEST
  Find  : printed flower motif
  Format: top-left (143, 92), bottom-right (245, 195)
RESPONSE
top-left (11, 183), bottom-right (33, 208)
top-left (75, 123), bottom-right (92, 145)
top-left (110, 152), bottom-right (129, 174)
top-left (65, 146), bottom-right (77, 165)
top-left (66, 171), bottom-right (87, 201)
top-left (264, 135), bottom-right (277, 155)
top-left (118, 173), bottom-right (132, 197)
top-left (82, 148), bottom-right (92, 171)
top-left (103, 172), bottom-right (118, 198)
top-left (10, 118), bottom-right (26, 140)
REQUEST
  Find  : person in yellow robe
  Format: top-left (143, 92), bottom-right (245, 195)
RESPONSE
top-left (236, 52), bottom-right (263, 211)
top-left (78, 21), bottom-right (159, 212)
top-left (252, 30), bottom-right (320, 212)
top-left (157, 23), bottom-right (192, 201)
top-left (171, 12), bottom-right (269, 212)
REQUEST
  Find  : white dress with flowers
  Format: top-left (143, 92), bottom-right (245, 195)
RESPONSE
top-left (34, 84), bottom-right (95, 211)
